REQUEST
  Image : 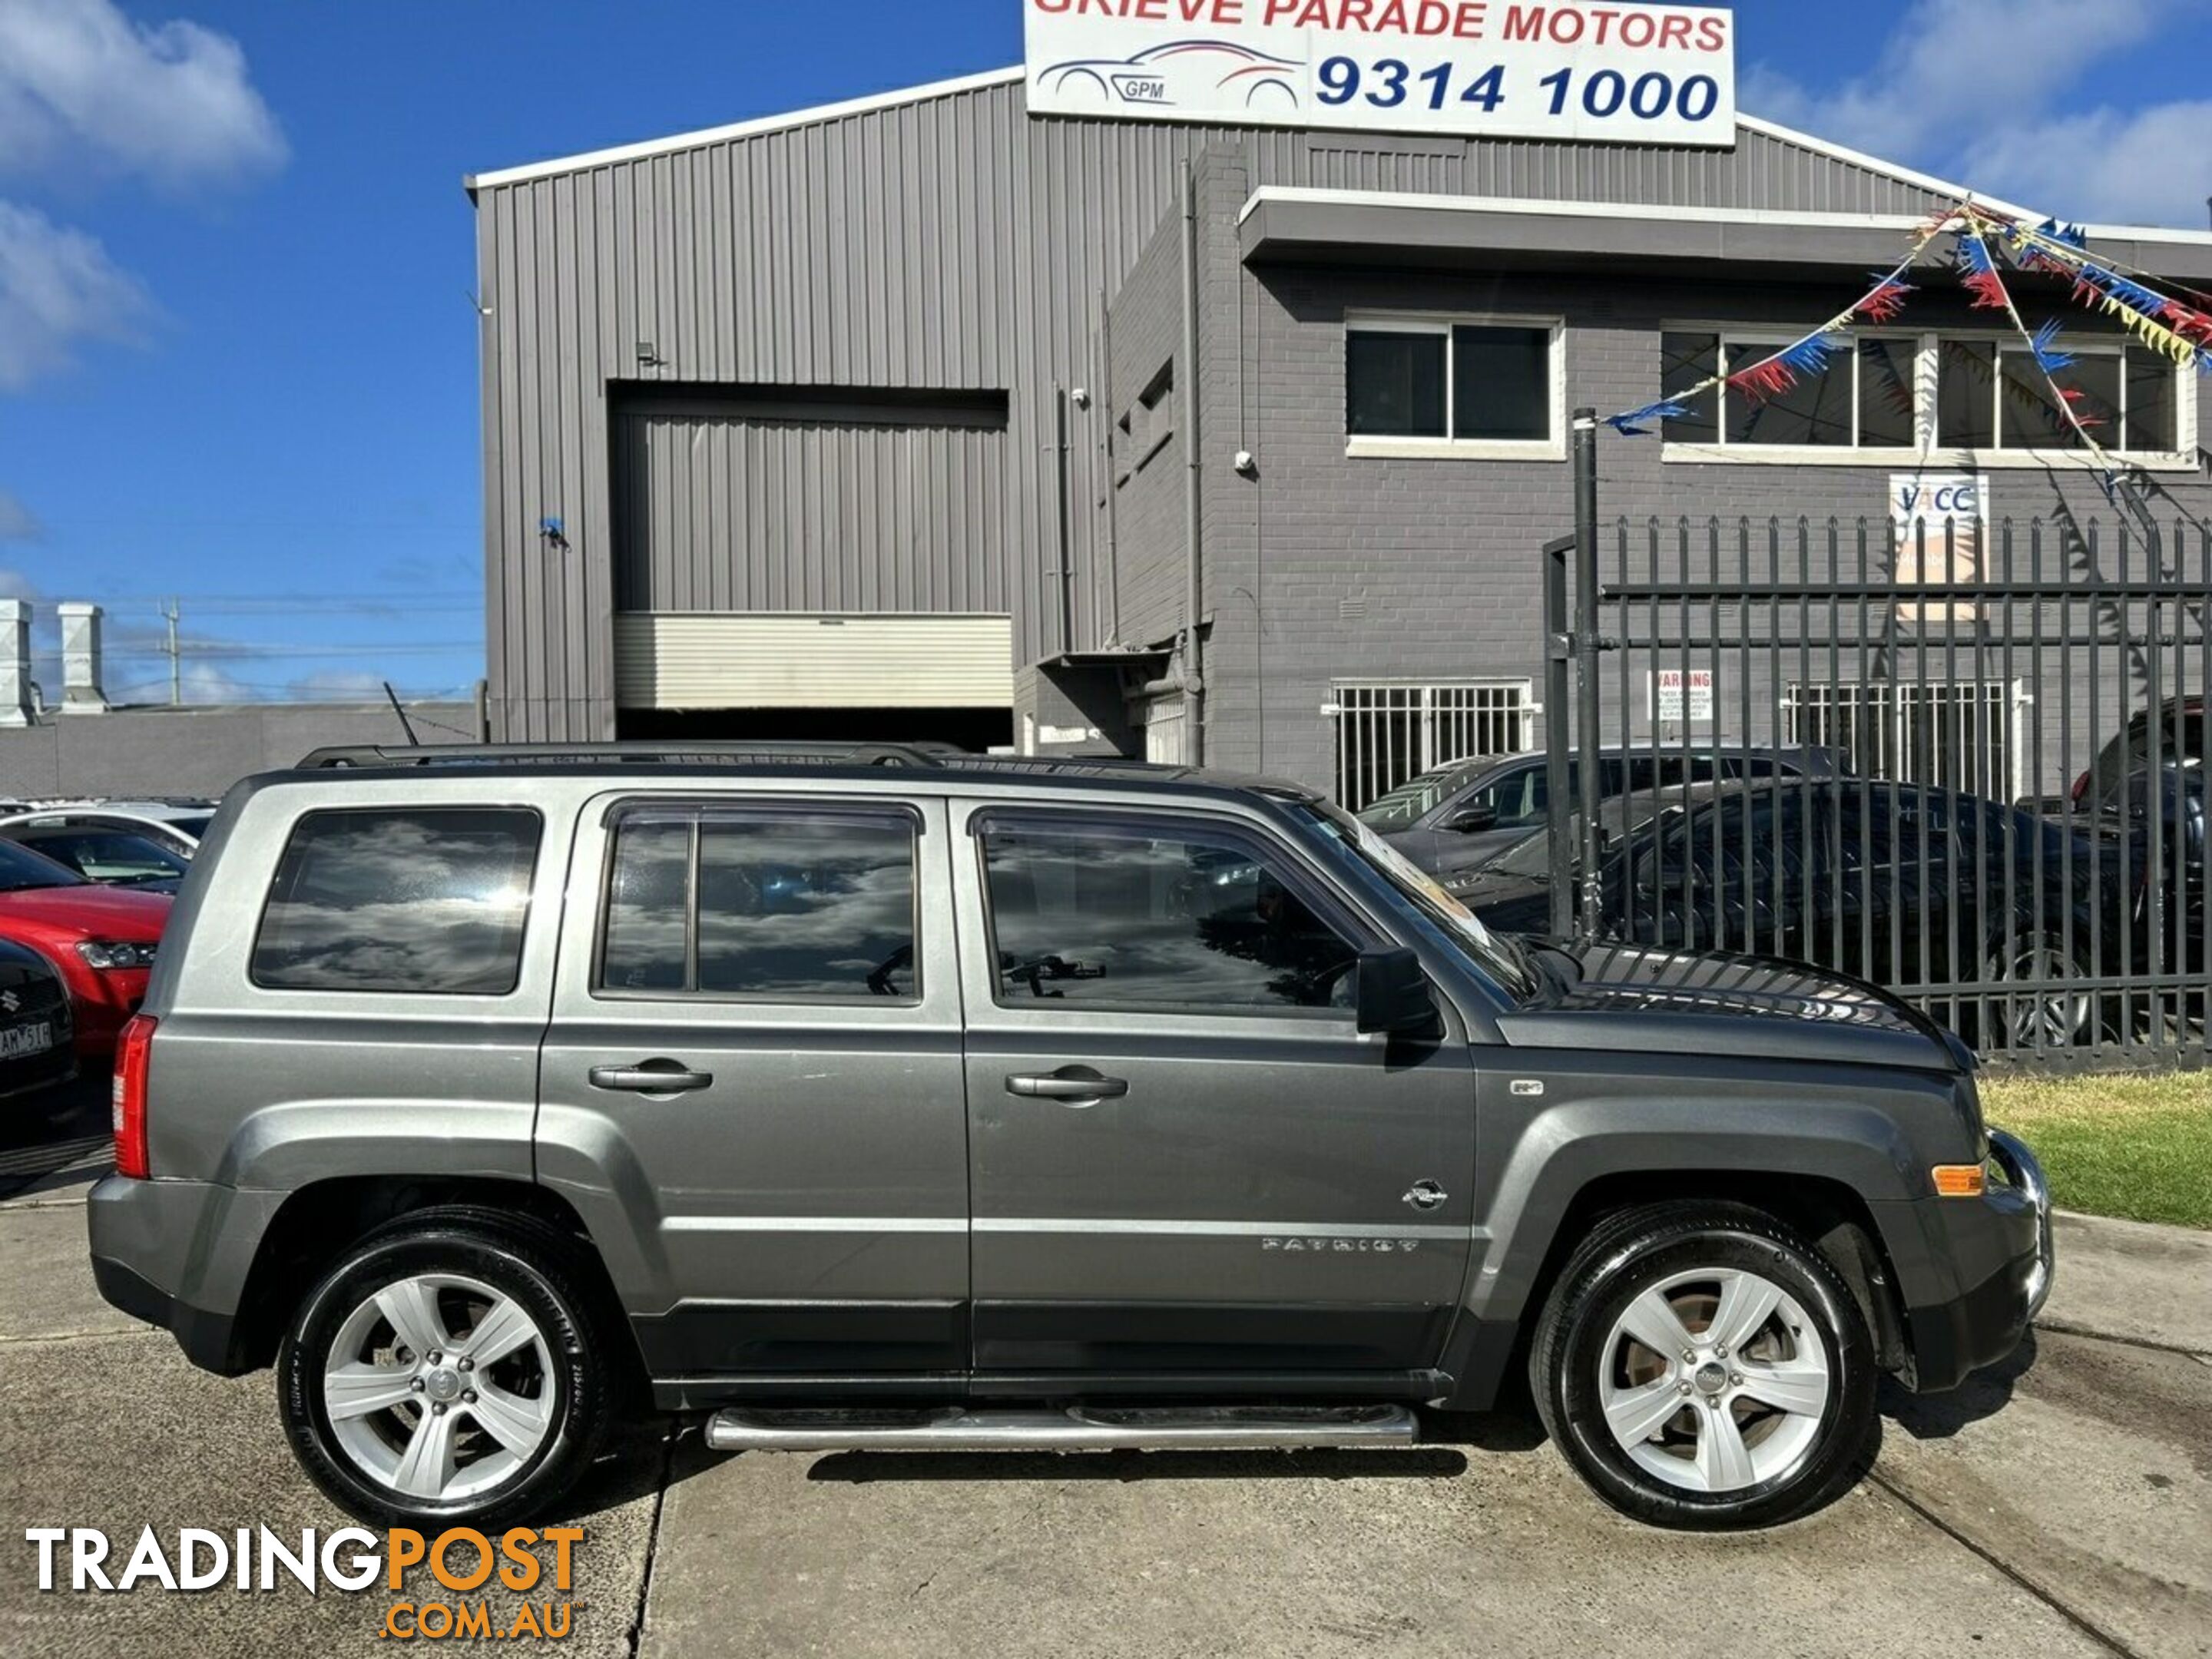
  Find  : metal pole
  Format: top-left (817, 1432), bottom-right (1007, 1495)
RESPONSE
top-left (164, 599), bottom-right (180, 706)
top-left (1542, 534), bottom-right (1575, 939)
top-left (1573, 408), bottom-right (1604, 937)
top-left (1053, 385), bottom-right (1075, 657)
top-left (1179, 161), bottom-right (1206, 765)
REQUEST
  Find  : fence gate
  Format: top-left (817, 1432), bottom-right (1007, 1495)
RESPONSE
top-left (1331, 681), bottom-right (1531, 813)
top-left (1545, 414), bottom-right (2210, 1068)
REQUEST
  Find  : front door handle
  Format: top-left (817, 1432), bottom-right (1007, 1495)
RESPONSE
top-left (1005, 1066), bottom-right (1128, 1104)
top-left (590, 1059), bottom-right (714, 1094)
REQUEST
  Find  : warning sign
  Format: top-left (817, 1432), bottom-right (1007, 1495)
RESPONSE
top-left (1651, 667), bottom-right (1714, 725)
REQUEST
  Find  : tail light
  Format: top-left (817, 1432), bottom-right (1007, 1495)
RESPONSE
top-left (2069, 770), bottom-right (2091, 802)
top-left (112, 1013), bottom-right (156, 1180)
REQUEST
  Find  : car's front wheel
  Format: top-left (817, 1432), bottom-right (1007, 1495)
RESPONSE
top-left (276, 1207), bottom-right (617, 1528)
top-left (1531, 1201), bottom-right (1876, 1530)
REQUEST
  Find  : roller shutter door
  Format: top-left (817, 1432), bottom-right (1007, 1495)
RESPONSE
top-left (614, 613), bottom-right (1013, 710)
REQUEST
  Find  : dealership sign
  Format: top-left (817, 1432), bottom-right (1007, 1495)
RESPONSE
top-left (1024, 0), bottom-right (1736, 145)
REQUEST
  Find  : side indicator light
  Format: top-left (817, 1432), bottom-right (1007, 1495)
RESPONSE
top-left (1931, 1164), bottom-right (1986, 1198)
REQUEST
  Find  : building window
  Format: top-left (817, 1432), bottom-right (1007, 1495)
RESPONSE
top-left (251, 808), bottom-right (541, 995)
top-left (1939, 340), bottom-right (2177, 453)
top-left (1662, 327), bottom-right (2191, 465)
top-left (1346, 316), bottom-right (1562, 456)
top-left (1326, 681), bottom-right (1533, 813)
top-left (1783, 680), bottom-right (2022, 803)
top-left (1663, 331), bottom-right (1919, 449)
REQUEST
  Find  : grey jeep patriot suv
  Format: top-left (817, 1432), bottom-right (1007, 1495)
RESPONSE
top-left (88, 743), bottom-right (2052, 1532)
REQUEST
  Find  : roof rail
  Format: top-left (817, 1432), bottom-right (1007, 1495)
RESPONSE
top-left (286, 740), bottom-right (1322, 801)
top-left (294, 740), bottom-right (952, 770)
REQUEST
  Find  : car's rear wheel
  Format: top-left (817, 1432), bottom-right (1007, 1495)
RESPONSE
top-left (276, 1208), bottom-right (616, 1528)
top-left (1531, 1202), bottom-right (1876, 1530)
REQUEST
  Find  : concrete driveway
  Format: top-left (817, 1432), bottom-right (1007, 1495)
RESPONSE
top-left (0, 1090), bottom-right (2205, 1659)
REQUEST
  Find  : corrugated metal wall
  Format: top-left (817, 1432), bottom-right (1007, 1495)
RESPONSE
top-left (612, 404), bottom-right (1006, 614)
top-left (475, 72), bottom-right (1952, 740)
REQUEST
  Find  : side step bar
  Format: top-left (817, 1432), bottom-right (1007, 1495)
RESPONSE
top-left (704, 1402), bottom-right (1420, 1454)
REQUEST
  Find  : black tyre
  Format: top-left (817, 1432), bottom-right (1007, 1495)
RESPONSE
top-left (1530, 1201), bottom-right (1876, 1531)
top-left (276, 1207), bottom-right (618, 1529)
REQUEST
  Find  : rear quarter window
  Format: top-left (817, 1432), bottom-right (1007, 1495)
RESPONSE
top-left (250, 807), bottom-right (541, 994)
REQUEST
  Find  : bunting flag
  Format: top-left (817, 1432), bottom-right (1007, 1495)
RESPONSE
top-left (1601, 205), bottom-right (1971, 437)
top-left (1955, 227), bottom-right (2010, 310)
top-left (1855, 274), bottom-right (1914, 322)
top-left (1597, 196), bottom-right (2207, 461)
top-left (1955, 207), bottom-right (2118, 467)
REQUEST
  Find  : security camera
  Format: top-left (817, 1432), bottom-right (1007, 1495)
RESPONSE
top-left (1071, 387), bottom-right (1091, 409)
top-left (1233, 449), bottom-right (1258, 477)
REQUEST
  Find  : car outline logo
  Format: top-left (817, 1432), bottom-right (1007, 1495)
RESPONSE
top-left (1038, 39), bottom-right (1303, 113)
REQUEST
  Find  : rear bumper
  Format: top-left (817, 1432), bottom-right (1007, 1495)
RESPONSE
top-left (1901, 1129), bottom-right (2054, 1392)
top-left (85, 1173), bottom-right (272, 1376)
top-left (89, 1253), bottom-right (245, 1374)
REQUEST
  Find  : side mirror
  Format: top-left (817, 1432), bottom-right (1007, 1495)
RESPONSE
top-left (1355, 947), bottom-right (1441, 1038)
top-left (1443, 803), bottom-right (1497, 833)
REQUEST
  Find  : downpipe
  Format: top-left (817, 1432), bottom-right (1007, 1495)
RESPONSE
top-left (1179, 160), bottom-right (1206, 763)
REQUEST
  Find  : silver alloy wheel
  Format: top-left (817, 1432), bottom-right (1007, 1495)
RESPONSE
top-left (323, 1272), bottom-right (558, 1502)
top-left (1989, 937), bottom-right (2090, 1048)
top-left (1597, 1266), bottom-right (1831, 1495)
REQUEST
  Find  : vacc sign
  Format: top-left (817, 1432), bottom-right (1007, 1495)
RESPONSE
top-left (1025, 0), bottom-right (1736, 145)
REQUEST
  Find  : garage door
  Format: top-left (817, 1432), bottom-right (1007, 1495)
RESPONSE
top-left (612, 389), bottom-right (1007, 616)
top-left (614, 612), bottom-right (1014, 710)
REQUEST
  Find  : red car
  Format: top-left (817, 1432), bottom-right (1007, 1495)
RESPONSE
top-left (0, 836), bottom-right (169, 1062)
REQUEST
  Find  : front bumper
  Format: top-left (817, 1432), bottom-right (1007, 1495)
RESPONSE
top-left (1901, 1128), bottom-right (2055, 1392)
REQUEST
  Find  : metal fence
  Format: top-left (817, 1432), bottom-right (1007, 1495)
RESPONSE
top-left (1543, 436), bottom-right (2208, 1068)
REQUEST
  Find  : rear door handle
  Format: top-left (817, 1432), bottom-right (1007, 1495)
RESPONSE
top-left (590, 1059), bottom-right (714, 1094)
top-left (1005, 1066), bottom-right (1128, 1104)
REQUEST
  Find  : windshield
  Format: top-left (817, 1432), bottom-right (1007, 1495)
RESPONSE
top-left (0, 836), bottom-right (89, 893)
top-left (1355, 762), bottom-right (1485, 830)
top-left (167, 813), bottom-right (213, 840)
top-left (1305, 806), bottom-right (1538, 1001)
top-left (28, 830), bottom-right (187, 885)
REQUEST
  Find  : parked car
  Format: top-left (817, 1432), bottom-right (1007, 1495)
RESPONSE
top-left (89, 742), bottom-right (2049, 1535)
top-left (0, 935), bottom-right (76, 1107)
top-left (1449, 780), bottom-right (2128, 1050)
top-left (1358, 747), bottom-right (1844, 879)
top-left (2067, 698), bottom-right (2205, 810)
top-left (0, 837), bottom-right (169, 1061)
top-left (0, 800), bottom-right (214, 858)
top-left (0, 822), bottom-right (187, 892)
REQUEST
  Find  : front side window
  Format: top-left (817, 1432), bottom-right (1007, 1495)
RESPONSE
top-left (598, 807), bottom-right (918, 1001)
top-left (251, 808), bottom-right (540, 994)
top-left (1347, 319), bottom-right (1558, 445)
top-left (979, 817), bottom-right (1361, 1013)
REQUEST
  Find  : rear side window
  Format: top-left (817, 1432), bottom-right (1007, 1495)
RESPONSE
top-left (251, 808), bottom-right (541, 994)
top-left (598, 807), bottom-right (919, 1001)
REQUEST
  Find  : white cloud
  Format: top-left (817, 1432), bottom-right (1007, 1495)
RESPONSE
top-left (0, 200), bottom-right (147, 388)
top-left (1745, 0), bottom-right (2210, 227)
top-left (0, 0), bottom-right (285, 190)
top-left (0, 491), bottom-right (39, 541)
top-left (1960, 102), bottom-right (2212, 229)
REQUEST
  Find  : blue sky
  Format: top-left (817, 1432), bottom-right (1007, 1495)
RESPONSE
top-left (0, 0), bottom-right (2207, 707)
